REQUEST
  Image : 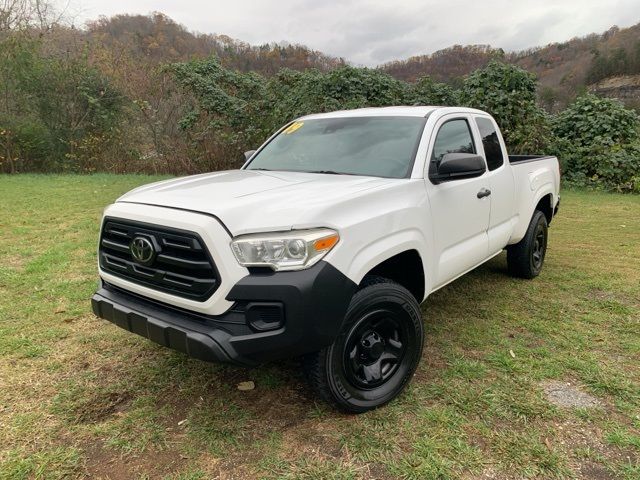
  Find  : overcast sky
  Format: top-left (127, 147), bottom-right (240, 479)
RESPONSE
top-left (62, 0), bottom-right (640, 66)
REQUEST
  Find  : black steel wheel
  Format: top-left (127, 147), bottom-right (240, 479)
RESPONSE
top-left (531, 221), bottom-right (547, 271)
top-left (507, 209), bottom-right (548, 279)
top-left (344, 309), bottom-right (406, 389)
top-left (303, 276), bottom-right (424, 413)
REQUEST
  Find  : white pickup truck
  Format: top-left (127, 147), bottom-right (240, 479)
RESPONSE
top-left (92, 106), bottom-right (560, 412)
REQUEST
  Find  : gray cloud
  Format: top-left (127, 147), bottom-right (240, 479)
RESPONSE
top-left (65, 0), bottom-right (640, 65)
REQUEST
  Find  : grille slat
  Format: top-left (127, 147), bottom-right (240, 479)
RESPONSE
top-left (155, 253), bottom-right (212, 270)
top-left (99, 218), bottom-right (220, 301)
top-left (101, 238), bottom-right (130, 253)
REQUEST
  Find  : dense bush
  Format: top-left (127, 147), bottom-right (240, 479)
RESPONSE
top-left (552, 94), bottom-right (639, 147)
top-left (169, 57), bottom-right (271, 171)
top-left (552, 94), bottom-right (640, 191)
top-left (461, 61), bottom-right (551, 154)
top-left (0, 37), bottom-right (127, 172)
top-left (409, 76), bottom-right (459, 106)
top-left (170, 63), bottom-right (418, 166)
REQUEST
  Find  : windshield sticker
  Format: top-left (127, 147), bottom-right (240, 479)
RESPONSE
top-left (284, 121), bottom-right (304, 134)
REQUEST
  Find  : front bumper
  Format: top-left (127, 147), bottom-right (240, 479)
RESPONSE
top-left (91, 261), bottom-right (357, 366)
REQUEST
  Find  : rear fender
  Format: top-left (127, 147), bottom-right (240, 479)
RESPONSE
top-left (509, 168), bottom-right (557, 244)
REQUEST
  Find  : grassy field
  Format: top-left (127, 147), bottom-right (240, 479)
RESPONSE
top-left (0, 174), bottom-right (638, 480)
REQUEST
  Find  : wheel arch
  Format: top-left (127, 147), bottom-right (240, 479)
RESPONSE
top-left (360, 249), bottom-right (426, 303)
top-left (535, 192), bottom-right (554, 224)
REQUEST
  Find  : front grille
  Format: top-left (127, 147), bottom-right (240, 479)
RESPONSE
top-left (99, 218), bottom-right (220, 301)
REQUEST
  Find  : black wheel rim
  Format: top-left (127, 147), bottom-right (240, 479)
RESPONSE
top-left (343, 309), bottom-right (406, 389)
top-left (532, 222), bottom-right (546, 270)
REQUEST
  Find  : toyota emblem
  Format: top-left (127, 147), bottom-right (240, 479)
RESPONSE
top-left (130, 236), bottom-right (155, 264)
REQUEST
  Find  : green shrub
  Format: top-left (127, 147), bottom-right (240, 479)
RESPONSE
top-left (0, 117), bottom-right (51, 172)
top-left (409, 76), bottom-right (459, 106)
top-left (552, 94), bottom-right (640, 191)
top-left (461, 61), bottom-right (552, 154)
top-left (171, 62), bottom-right (410, 166)
top-left (0, 37), bottom-right (127, 172)
top-left (552, 94), bottom-right (638, 147)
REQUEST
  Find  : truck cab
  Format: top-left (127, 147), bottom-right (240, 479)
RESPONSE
top-left (92, 106), bottom-right (560, 412)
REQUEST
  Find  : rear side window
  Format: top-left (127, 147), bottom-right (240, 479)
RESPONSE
top-left (475, 117), bottom-right (504, 171)
top-left (430, 119), bottom-right (475, 163)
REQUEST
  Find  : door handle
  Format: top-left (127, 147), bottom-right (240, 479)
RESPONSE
top-left (477, 188), bottom-right (491, 199)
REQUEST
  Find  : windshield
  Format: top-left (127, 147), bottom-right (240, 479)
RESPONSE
top-left (245, 116), bottom-right (427, 178)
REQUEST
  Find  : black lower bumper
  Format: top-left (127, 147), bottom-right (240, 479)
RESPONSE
top-left (91, 261), bottom-right (357, 366)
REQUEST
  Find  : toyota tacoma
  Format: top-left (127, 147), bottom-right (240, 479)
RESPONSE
top-left (91, 106), bottom-right (560, 412)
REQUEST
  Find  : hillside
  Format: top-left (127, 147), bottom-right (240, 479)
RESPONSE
top-left (379, 23), bottom-right (640, 109)
top-left (84, 13), bottom-right (346, 75)
top-left (381, 45), bottom-right (505, 84)
top-left (45, 13), bottom-right (640, 110)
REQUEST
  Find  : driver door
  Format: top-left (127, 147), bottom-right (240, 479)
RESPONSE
top-left (425, 115), bottom-right (491, 288)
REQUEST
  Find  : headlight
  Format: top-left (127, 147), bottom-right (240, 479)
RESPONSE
top-left (231, 229), bottom-right (339, 271)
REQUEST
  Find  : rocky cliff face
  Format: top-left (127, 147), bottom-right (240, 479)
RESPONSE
top-left (590, 75), bottom-right (640, 104)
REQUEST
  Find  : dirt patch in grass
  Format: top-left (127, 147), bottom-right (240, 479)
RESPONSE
top-left (83, 440), bottom-right (186, 480)
top-left (552, 417), bottom-right (638, 480)
top-left (0, 253), bottom-right (28, 271)
top-left (579, 461), bottom-right (617, 480)
top-left (542, 381), bottom-right (604, 409)
top-left (589, 288), bottom-right (640, 309)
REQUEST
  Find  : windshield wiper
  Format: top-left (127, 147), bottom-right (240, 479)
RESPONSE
top-left (306, 170), bottom-right (346, 175)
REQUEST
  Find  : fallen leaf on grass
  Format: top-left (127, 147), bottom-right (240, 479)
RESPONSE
top-left (237, 381), bottom-right (255, 391)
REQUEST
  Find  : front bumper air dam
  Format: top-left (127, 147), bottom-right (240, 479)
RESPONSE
top-left (91, 260), bottom-right (357, 366)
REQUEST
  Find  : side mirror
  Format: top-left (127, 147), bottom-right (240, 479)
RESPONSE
top-left (431, 153), bottom-right (485, 183)
top-left (243, 150), bottom-right (256, 162)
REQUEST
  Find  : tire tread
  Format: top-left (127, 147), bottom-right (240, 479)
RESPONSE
top-left (507, 209), bottom-right (547, 279)
top-left (303, 275), bottom-right (423, 413)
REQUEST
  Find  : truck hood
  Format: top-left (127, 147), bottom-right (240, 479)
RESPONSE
top-left (117, 169), bottom-right (399, 235)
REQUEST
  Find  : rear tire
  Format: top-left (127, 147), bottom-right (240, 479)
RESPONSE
top-left (303, 276), bottom-right (424, 413)
top-left (507, 210), bottom-right (548, 279)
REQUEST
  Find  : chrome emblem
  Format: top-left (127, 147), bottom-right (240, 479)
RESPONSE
top-left (130, 236), bottom-right (155, 264)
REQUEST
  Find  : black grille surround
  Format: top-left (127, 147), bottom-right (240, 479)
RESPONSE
top-left (99, 217), bottom-right (221, 301)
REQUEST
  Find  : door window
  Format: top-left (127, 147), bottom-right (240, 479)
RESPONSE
top-left (430, 119), bottom-right (476, 163)
top-left (475, 117), bottom-right (504, 171)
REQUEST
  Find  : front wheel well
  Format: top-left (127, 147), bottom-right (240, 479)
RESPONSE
top-left (361, 250), bottom-right (425, 303)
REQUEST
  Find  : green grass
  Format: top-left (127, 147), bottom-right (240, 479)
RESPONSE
top-left (0, 174), bottom-right (639, 479)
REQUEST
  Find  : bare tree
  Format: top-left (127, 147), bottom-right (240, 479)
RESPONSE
top-left (0, 0), bottom-right (67, 32)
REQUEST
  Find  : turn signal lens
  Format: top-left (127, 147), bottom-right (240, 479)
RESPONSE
top-left (314, 234), bottom-right (339, 251)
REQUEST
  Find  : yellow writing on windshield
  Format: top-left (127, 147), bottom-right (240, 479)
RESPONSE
top-left (284, 121), bottom-right (304, 134)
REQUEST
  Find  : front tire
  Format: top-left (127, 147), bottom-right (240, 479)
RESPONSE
top-left (303, 276), bottom-right (424, 413)
top-left (507, 210), bottom-right (548, 279)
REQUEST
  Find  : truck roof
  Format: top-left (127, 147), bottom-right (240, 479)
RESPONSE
top-left (299, 106), bottom-right (489, 120)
